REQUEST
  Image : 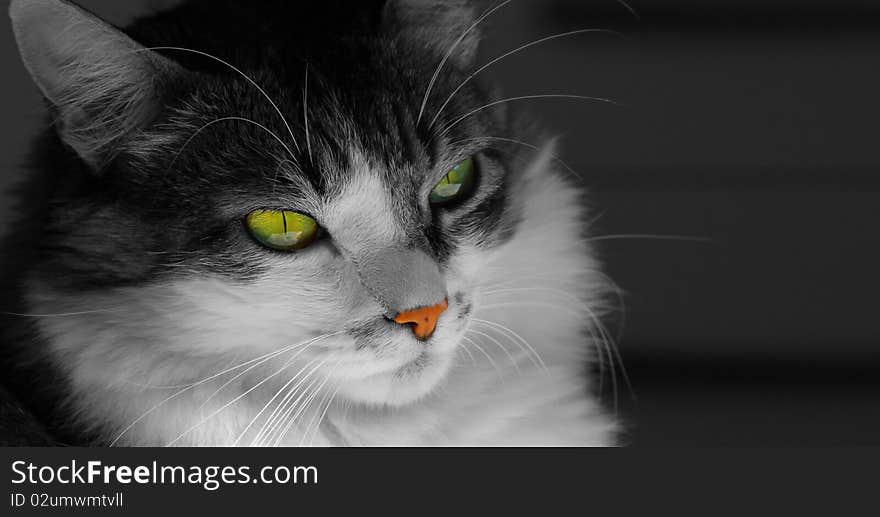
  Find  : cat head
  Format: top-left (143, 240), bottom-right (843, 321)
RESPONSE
top-left (9, 0), bottom-right (530, 408)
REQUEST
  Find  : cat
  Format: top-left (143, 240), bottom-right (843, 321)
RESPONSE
top-left (1, 0), bottom-right (618, 446)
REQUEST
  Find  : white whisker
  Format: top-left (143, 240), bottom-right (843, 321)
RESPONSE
top-left (1, 310), bottom-right (115, 318)
top-left (259, 374), bottom-right (322, 447)
top-left (249, 354), bottom-right (330, 447)
top-left (302, 62), bottom-right (314, 163)
top-left (429, 29), bottom-right (620, 128)
top-left (457, 341), bottom-right (477, 365)
top-left (467, 328), bottom-right (522, 374)
top-left (141, 46), bottom-right (302, 154)
top-left (255, 352), bottom-right (341, 447)
top-left (586, 234), bottom-right (713, 244)
top-left (271, 359), bottom-right (337, 447)
top-left (167, 367), bottom-right (294, 446)
top-left (461, 336), bottom-right (503, 379)
top-left (613, 0), bottom-right (640, 20)
top-left (440, 94), bottom-right (621, 137)
top-left (307, 379), bottom-right (343, 447)
top-left (479, 286), bottom-right (610, 317)
top-left (450, 135), bottom-right (583, 181)
top-left (478, 298), bottom-right (611, 393)
top-left (198, 332), bottom-right (324, 412)
top-left (471, 318), bottom-right (546, 371)
top-left (271, 159), bottom-right (298, 196)
top-left (167, 116), bottom-right (297, 173)
top-left (416, 0), bottom-right (515, 126)
top-left (476, 277), bottom-right (634, 403)
top-left (108, 332), bottom-right (338, 447)
top-left (573, 302), bottom-right (621, 410)
top-left (163, 336), bottom-right (340, 447)
top-left (232, 354), bottom-right (324, 447)
top-left (298, 360), bottom-right (345, 446)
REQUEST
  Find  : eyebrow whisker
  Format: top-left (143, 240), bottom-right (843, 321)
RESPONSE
top-left (429, 29), bottom-right (621, 129)
top-left (440, 94), bottom-right (621, 137)
top-left (415, 0), bottom-right (515, 127)
top-left (139, 46), bottom-right (302, 157)
top-left (303, 62), bottom-right (314, 164)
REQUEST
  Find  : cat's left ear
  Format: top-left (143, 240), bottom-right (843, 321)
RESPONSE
top-left (386, 0), bottom-right (480, 68)
top-left (9, 0), bottom-right (186, 171)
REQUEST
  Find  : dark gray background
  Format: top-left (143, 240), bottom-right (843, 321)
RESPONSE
top-left (2, 0), bottom-right (878, 445)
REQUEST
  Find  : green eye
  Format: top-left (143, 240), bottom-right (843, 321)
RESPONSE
top-left (245, 209), bottom-right (319, 252)
top-left (429, 157), bottom-right (476, 205)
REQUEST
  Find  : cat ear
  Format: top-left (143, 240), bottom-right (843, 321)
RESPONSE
top-left (9, 0), bottom-right (185, 170)
top-left (387, 0), bottom-right (480, 67)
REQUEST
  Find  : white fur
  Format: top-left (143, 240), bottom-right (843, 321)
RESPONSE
top-left (28, 142), bottom-right (616, 446)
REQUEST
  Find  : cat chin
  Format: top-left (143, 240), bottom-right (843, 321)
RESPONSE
top-left (336, 350), bottom-right (455, 407)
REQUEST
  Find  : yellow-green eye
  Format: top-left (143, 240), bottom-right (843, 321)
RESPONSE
top-left (245, 209), bottom-right (319, 252)
top-left (429, 157), bottom-right (476, 205)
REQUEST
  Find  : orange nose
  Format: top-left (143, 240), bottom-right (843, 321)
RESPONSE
top-left (394, 299), bottom-right (449, 341)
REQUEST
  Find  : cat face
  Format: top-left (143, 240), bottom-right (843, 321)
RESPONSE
top-left (12, 0), bottom-right (523, 407)
top-left (120, 89), bottom-right (515, 407)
